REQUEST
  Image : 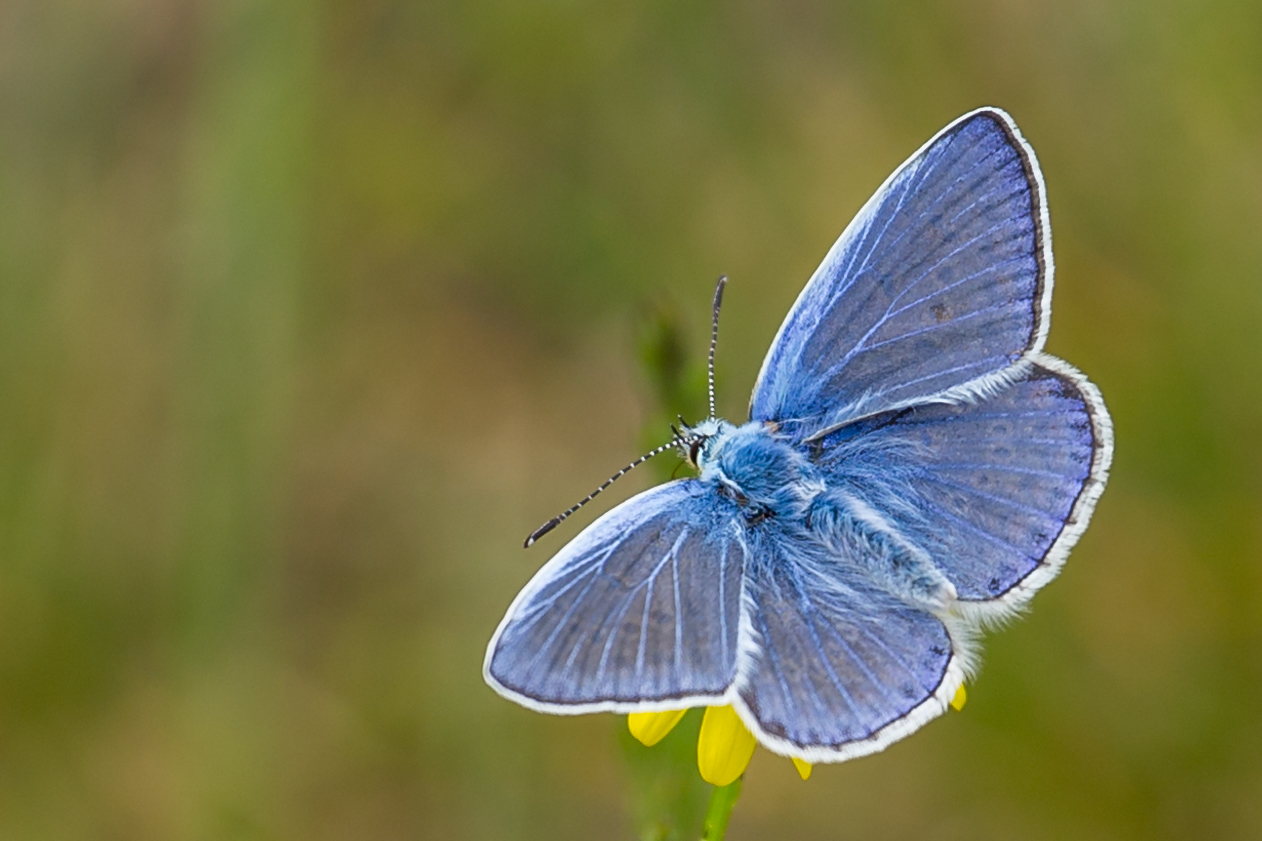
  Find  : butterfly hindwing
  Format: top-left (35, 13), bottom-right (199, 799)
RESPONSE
top-left (735, 525), bottom-right (964, 760)
top-left (751, 108), bottom-right (1050, 433)
top-left (485, 480), bottom-right (747, 711)
top-left (897, 356), bottom-right (1109, 606)
top-left (813, 355), bottom-right (1112, 609)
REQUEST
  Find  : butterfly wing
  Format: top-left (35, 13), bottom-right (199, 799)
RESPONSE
top-left (750, 107), bottom-right (1051, 434)
top-left (814, 355), bottom-right (1112, 611)
top-left (485, 479), bottom-right (748, 712)
top-left (734, 525), bottom-right (966, 761)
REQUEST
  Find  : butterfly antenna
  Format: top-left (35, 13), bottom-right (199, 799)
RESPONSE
top-left (524, 436), bottom-right (682, 548)
top-left (708, 274), bottom-right (727, 419)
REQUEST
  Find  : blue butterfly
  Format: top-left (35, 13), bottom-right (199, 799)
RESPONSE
top-left (484, 108), bottom-right (1113, 763)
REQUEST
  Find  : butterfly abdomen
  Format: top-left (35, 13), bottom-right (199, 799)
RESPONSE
top-left (805, 489), bottom-right (957, 611)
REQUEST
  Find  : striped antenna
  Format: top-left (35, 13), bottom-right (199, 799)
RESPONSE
top-left (524, 436), bottom-right (682, 548)
top-left (708, 275), bottom-right (727, 419)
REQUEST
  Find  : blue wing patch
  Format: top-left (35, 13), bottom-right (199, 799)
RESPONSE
top-left (751, 108), bottom-right (1051, 433)
top-left (485, 480), bottom-right (747, 711)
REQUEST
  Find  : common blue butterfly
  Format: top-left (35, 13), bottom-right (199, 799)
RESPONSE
top-left (484, 108), bottom-right (1113, 763)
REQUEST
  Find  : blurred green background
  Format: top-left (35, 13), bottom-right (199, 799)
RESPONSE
top-left (2, 0), bottom-right (1261, 838)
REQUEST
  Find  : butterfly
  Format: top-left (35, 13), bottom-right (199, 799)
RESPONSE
top-left (484, 107), bottom-right (1113, 763)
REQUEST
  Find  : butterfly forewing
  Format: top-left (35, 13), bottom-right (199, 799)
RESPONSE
top-left (751, 108), bottom-right (1050, 434)
top-left (485, 480), bottom-right (747, 711)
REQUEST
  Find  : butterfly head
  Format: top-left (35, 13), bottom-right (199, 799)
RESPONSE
top-left (675, 418), bottom-right (733, 470)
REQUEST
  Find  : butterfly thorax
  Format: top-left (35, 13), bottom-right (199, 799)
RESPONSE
top-left (691, 420), bottom-right (824, 523)
top-left (687, 418), bottom-right (958, 611)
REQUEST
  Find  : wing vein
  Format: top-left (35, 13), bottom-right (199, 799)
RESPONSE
top-left (933, 463), bottom-right (1078, 480)
top-left (883, 255), bottom-right (1025, 321)
top-left (916, 473), bottom-right (1066, 523)
top-left (918, 496), bottom-right (1033, 556)
top-left (845, 300), bottom-right (1019, 359)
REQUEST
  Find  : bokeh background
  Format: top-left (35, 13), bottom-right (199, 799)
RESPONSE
top-left (3, 0), bottom-right (1262, 838)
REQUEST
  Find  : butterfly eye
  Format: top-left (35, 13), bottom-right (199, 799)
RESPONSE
top-left (689, 438), bottom-right (703, 466)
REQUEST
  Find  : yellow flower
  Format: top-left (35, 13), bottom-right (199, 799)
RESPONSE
top-left (628, 705), bottom-right (811, 783)
top-left (627, 708), bottom-right (688, 746)
top-left (697, 705), bottom-right (758, 786)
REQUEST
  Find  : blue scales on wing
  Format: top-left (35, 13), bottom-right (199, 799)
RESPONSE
top-left (736, 525), bottom-right (956, 756)
top-left (751, 109), bottom-right (1049, 433)
top-left (485, 480), bottom-right (747, 709)
top-left (813, 360), bottom-right (1109, 605)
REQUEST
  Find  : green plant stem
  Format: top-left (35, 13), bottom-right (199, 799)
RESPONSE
top-left (701, 777), bottom-right (743, 841)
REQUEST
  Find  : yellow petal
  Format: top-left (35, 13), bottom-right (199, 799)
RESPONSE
top-left (950, 684), bottom-right (967, 712)
top-left (627, 709), bottom-right (687, 747)
top-left (697, 706), bottom-right (757, 786)
top-left (791, 757), bottom-right (813, 780)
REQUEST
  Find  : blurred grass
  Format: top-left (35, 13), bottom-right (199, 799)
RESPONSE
top-left (2, 0), bottom-right (1262, 839)
top-left (620, 708), bottom-right (709, 841)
